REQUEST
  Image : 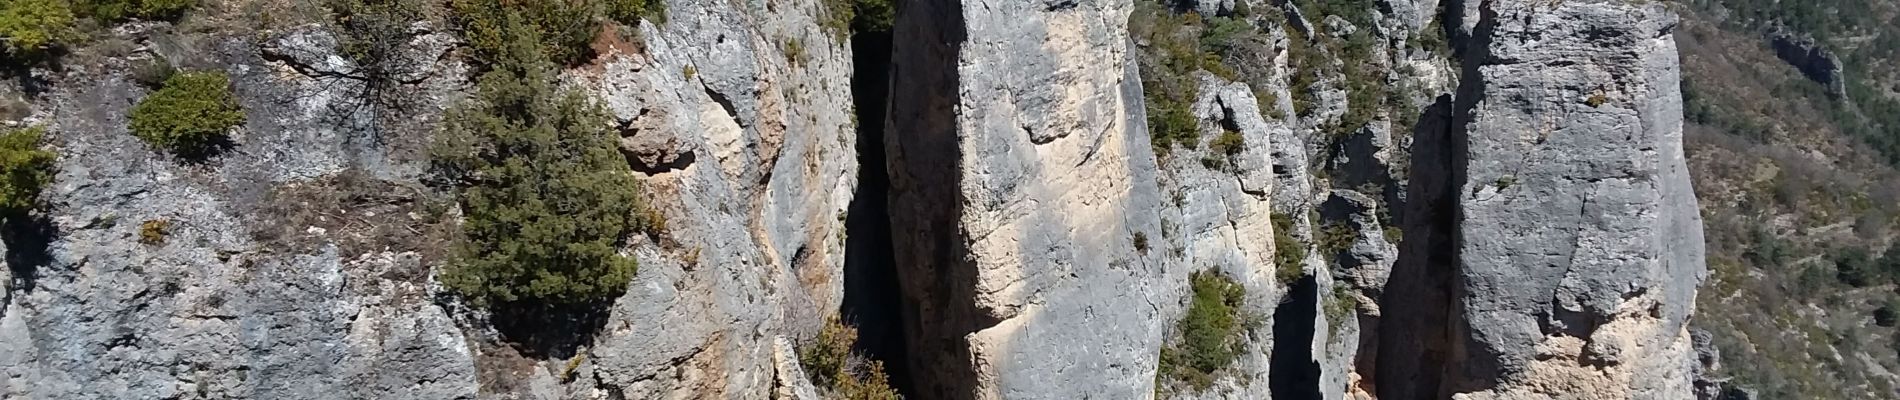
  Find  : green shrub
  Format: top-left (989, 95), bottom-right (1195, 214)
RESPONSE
top-left (0, 0), bottom-right (77, 54)
top-left (1324, 283), bottom-right (1359, 335)
top-left (1209, 129), bottom-right (1244, 156)
top-left (849, 0), bottom-right (893, 34)
top-left (432, 18), bottom-right (647, 306)
top-left (1272, 212), bottom-right (1307, 284)
top-left (451, 0), bottom-right (602, 66)
top-left (1134, 0), bottom-right (1249, 156)
top-left (129, 71), bottom-right (244, 158)
top-left (799, 317), bottom-right (901, 399)
top-left (1832, 247), bottom-right (1879, 287)
top-left (606, 0), bottom-right (664, 26)
top-left (77, 0), bottom-right (193, 21)
top-left (822, 0), bottom-right (892, 39)
top-left (1316, 221), bottom-right (1356, 258)
top-left (0, 126), bottom-right (55, 215)
top-left (1160, 270), bottom-right (1255, 390)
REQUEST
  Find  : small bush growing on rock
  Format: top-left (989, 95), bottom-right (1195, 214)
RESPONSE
top-left (0, 126), bottom-right (56, 216)
top-left (139, 219), bottom-right (170, 245)
top-left (1316, 222), bottom-right (1356, 258)
top-left (1160, 270), bottom-right (1255, 391)
top-left (0, 0), bottom-right (78, 54)
top-left (1271, 212), bottom-right (1307, 284)
top-left (432, 19), bottom-right (649, 306)
top-left (1209, 129), bottom-right (1244, 156)
top-left (129, 71), bottom-right (244, 158)
top-left (1324, 283), bottom-right (1360, 336)
top-left (799, 317), bottom-right (900, 399)
top-left (781, 37), bottom-right (808, 66)
top-left (1585, 92), bottom-right (1609, 108)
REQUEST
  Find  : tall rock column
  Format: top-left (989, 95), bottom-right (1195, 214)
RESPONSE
top-left (885, 0), bottom-right (1169, 398)
top-left (1379, 0), bottom-right (1707, 399)
top-left (1451, 0), bottom-right (1705, 398)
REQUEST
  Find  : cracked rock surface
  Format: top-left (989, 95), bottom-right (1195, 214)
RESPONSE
top-left (0, 0), bottom-right (853, 397)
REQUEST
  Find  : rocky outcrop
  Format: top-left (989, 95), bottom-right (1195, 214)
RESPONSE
top-left (885, 0), bottom-right (1195, 397)
top-left (0, 0), bottom-right (856, 398)
top-left (1767, 29), bottom-right (1847, 98)
top-left (1154, 76), bottom-right (1287, 399)
top-left (1377, 0), bottom-right (1707, 399)
top-left (567, 3), bottom-right (857, 397)
top-left (0, 0), bottom-right (1712, 397)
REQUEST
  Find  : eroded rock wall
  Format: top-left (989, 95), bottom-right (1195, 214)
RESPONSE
top-left (1378, 0), bottom-right (1707, 398)
top-left (0, 0), bottom-right (857, 398)
top-left (885, 0), bottom-right (1176, 397)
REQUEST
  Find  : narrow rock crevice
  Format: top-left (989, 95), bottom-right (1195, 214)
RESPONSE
top-left (1372, 1), bottom-right (1490, 389)
top-left (841, 27), bottom-right (914, 396)
top-left (1270, 275), bottom-right (1324, 399)
top-left (884, 0), bottom-right (985, 397)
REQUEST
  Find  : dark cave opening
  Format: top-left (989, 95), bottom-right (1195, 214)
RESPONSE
top-left (1270, 274), bottom-right (1323, 400)
top-left (841, 29), bottom-right (913, 395)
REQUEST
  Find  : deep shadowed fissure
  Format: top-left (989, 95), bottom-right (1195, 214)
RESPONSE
top-left (1270, 274), bottom-right (1323, 400)
top-left (841, 29), bottom-right (914, 395)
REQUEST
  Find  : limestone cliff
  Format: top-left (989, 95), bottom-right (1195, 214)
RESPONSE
top-left (1376, 1), bottom-right (1707, 399)
top-left (885, 0), bottom-right (1175, 397)
top-left (0, 0), bottom-right (1711, 398)
top-left (0, 0), bottom-right (855, 398)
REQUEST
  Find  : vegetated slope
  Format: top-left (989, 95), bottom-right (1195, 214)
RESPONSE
top-left (1675, 0), bottom-right (1900, 397)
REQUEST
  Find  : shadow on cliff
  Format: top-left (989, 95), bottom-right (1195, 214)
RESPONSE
top-left (1371, 3), bottom-right (1495, 396)
top-left (842, 27), bottom-right (916, 395)
top-left (3, 214), bottom-right (56, 294)
top-left (884, 0), bottom-right (978, 397)
top-left (486, 301), bottom-right (610, 359)
top-left (1270, 275), bottom-right (1323, 399)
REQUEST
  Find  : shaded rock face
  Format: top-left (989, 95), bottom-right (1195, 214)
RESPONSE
top-left (886, 0), bottom-right (1176, 398)
top-left (0, 0), bottom-right (855, 398)
top-left (1377, 0), bottom-right (1707, 399)
top-left (1767, 30), bottom-right (1847, 97)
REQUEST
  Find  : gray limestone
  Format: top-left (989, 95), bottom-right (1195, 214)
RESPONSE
top-left (1445, 0), bottom-right (1707, 398)
top-left (886, 0), bottom-right (1173, 397)
top-left (0, 0), bottom-right (855, 398)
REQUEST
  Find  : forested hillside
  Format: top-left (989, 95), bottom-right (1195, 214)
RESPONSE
top-left (1676, 0), bottom-right (1900, 397)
